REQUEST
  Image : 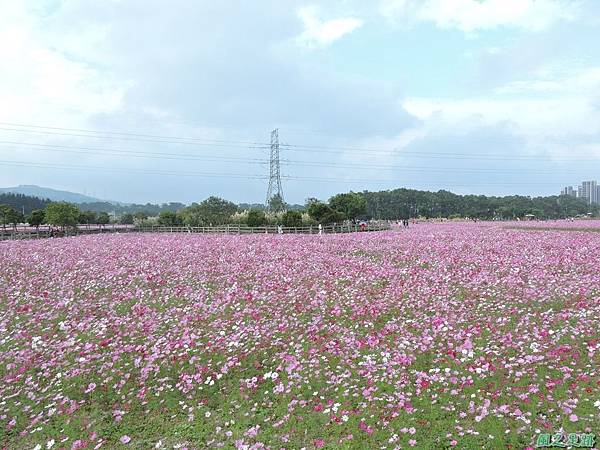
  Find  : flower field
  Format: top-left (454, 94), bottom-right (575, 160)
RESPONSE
top-left (1, 223), bottom-right (600, 449)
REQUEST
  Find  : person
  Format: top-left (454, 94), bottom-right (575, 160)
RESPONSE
top-left (277, 224), bottom-right (283, 235)
top-left (318, 223), bottom-right (322, 235)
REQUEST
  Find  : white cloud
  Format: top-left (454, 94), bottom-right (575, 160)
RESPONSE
top-left (0, 2), bottom-right (126, 125)
top-left (296, 6), bottom-right (363, 48)
top-left (402, 65), bottom-right (600, 161)
top-left (380, 0), bottom-right (578, 33)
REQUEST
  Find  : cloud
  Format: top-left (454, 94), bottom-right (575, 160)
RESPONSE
top-left (380, 0), bottom-right (579, 33)
top-left (0, 1), bottom-right (414, 203)
top-left (0, 2), bottom-right (125, 124)
top-left (296, 6), bottom-right (363, 48)
top-left (402, 65), bottom-right (600, 168)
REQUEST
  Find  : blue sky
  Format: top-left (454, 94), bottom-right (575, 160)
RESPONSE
top-left (1, 0), bottom-right (599, 204)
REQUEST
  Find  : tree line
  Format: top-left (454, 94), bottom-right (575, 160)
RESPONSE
top-left (0, 193), bottom-right (50, 215)
top-left (361, 188), bottom-right (598, 220)
top-left (1, 188), bottom-right (597, 231)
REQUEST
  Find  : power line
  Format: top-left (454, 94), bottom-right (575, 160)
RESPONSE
top-left (0, 127), bottom-right (270, 150)
top-left (0, 159), bottom-right (578, 187)
top-left (280, 143), bottom-right (600, 161)
top-left (2, 121), bottom-right (599, 162)
top-left (0, 141), bottom-right (269, 165)
top-left (1, 140), bottom-right (596, 176)
top-left (0, 159), bottom-right (267, 180)
top-left (280, 159), bottom-right (596, 175)
top-left (0, 122), bottom-right (270, 146)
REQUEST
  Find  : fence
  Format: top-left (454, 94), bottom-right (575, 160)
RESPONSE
top-left (0, 222), bottom-right (390, 241)
top-left (0, 225), bottom-right (135, 241)
top-left (135, 223), bottom-right (390, 235)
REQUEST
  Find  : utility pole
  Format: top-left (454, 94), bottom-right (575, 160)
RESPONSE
top-left (265, 129), bottom-right (285, 211)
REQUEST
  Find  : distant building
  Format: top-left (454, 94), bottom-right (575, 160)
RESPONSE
top-left (581, 181), bottom-right (598, 205)
top-left (563, 181), bottom-right (600, 205)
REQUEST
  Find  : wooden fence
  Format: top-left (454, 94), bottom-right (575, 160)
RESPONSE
top-left (0, 226), bottom-right (134, 241)
top-left (135, 223), bottom-right (390, 235)
top-left (0, 222), bottom-right (390, 241)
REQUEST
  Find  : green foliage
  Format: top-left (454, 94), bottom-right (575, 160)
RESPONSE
top-left (329, 192), bottom-right (367, 220)
top-left (133, 211), bottom-right (148, 221)
top-left (307, 200), bottom-right (344, 224)
top-left (27, 210), bottom-right (45, 229)
top-left (158, 211), bottom-right (183, 226)
top-left (359, 189), bottom-right (600, 220)
top-left (267, 194), bottom-right (286, 213)
top-left (180, 196), bottom-right (237, 226)
top-left (246, 209), bottom-right (267, 227)
top-left (97, 212), bottom-right (111, 225)
top-left (282, 210), bottom-right (303, 227)
top-left (0, 204), bottom-right (15, 229)
top-left (78, 211), bottom-right (97, 226)
top-left (75, 201), bottom-right (185, 216)
top-left (44, 202), bottom-right (81, 229)
top-left (0, 193), bottom-right (50, 215)
top-left (7, 208), bottom-right (24, 229)
top-left (119, 213), bottom-right (134, 225)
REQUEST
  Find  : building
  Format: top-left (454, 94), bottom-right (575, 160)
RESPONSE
top-left (581, 181), bottom-right (598, 205)
top-left (560, 186), bottom-right (577, 197)
top-left (562, 181), bottom-right (600, 205)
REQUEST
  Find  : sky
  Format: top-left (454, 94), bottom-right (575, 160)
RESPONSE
top-left (1, 0), bottom-right (600, 204)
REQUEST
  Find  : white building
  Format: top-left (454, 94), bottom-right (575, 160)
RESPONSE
top-left (560, 186), bottom-right (577, 197)
top-left (581, 181), bottom-right (598, 205)
top-left (563, 181), bottom-right (600, 205)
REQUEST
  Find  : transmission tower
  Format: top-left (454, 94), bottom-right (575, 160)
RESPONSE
top-left (265, 128), bottom-right (285, 211)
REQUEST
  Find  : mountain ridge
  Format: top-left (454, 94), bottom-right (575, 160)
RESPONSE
top-left (0, 185), bottom-right (113, 204)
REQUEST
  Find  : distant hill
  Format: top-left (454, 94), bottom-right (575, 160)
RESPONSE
top-left (0, 185), bottom-right (106, 204)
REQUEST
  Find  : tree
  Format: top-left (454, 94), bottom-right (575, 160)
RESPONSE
top-left (246, 209), bottom-right (267, 227)
top-left (0, 193), bottom-right (50, 215)
top-left (97, 212), bottom-right (110, 227)
top-left (0, 204), bottom-right (14, 230)
top-left (282, 210), bottom-right (302, 228)
top-left (158, 210), bottom-right (182, 226)
top-left (78, 211), bottom-right (97, 228)
top-left (120, 213), bottom-right (134, 225)
top-left (307, 200), bottom-right (342, 224)
top-left (267, 194), bottom-right (286, 213)
top-left (181, 196), bottom-right (237, 226)
top-left (45, 202), bottom-right (80, 229)
top-left (329, 192), bottom-right (366, 220)
top-left (7, 209), bottom-right (24, 230)
top-left (133, 211), bottom-right (148, 222)
top-left (28, 210), bottom-right (45, 230)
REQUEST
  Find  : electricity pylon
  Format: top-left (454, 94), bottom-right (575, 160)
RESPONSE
top-left (265, 128), bottom-right (285, 211)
